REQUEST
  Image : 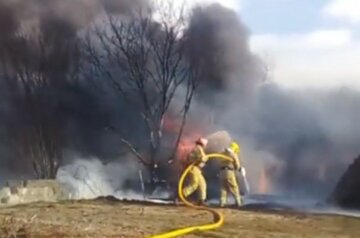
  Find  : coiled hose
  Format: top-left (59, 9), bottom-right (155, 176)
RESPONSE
top-left (147, 153), bottom-right (233, 238)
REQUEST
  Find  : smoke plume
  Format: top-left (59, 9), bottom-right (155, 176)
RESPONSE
top-left (0, 0), bottom-right (148, 35)
top-left (56, 151), bottom-right (143, 199)
top-left (183, 4), bottom-right (360, 200)
top-left (184, 4), bottom-right (263, 106)
top-left (222, 85), bottom-right (360, 198)
top-left (0, 0), bottom-right (149, 185)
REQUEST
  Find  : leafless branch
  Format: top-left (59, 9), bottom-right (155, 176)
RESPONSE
top-left (83, 0), bottom-right (200, 188)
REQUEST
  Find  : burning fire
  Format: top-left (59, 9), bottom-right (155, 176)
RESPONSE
top-left (163, 114), bottom-right (204, 162)
top-left (176, 135), bottom-right (201, 161)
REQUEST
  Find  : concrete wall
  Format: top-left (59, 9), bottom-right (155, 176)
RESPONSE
top-left (0, 179), bottom-right (69, 205)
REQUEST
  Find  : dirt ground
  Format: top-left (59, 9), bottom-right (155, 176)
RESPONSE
top-left (0, 198), bottom-right (359, 238)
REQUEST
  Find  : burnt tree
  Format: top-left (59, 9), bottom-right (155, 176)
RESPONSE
top-left (83, 1), bottom-right (199, 190)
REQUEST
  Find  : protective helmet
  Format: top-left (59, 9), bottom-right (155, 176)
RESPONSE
top-left (230, 141), bottom-right (240, 154)
top-left (195, 137), bottom-right (208, 147)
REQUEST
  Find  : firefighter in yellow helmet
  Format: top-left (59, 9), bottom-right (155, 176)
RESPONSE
top-left (182, 138), bottom-right (209, 205)
top-left (219, 141), bottom-right (242, 207)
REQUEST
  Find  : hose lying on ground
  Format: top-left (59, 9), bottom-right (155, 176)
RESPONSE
top-left (147, 153), bottom-right (233, 238)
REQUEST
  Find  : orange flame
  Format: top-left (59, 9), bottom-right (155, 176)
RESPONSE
top-left (176, 133), bottom-right (204, 161)
top-left (177, 139), bottom-right (195, 161)
top-left (163, 114), bottom-right (204, 162)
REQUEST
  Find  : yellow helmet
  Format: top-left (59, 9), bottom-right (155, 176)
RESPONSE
top-left (230, 142), bottom-right (240, 154)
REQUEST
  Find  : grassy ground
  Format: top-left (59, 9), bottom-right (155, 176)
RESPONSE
top-left (0, 198), bottom-right (359, 238)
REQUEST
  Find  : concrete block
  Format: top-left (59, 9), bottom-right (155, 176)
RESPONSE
top-left (0, 179), bottom-right (70, 206)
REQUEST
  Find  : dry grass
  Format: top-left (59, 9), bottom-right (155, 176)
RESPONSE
top-left (0, 216), bottom-right (31, 238)
top-left (0, 199), bottom-right (359, 237)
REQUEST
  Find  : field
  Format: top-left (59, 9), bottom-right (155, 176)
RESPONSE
top-left (0, 198), bottom-right (359, 238)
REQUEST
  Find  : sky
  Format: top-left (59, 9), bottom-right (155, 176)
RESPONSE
top-left (182, 0), bottom-right (360, 89)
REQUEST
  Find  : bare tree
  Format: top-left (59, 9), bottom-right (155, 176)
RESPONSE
top-left (83, 1), bottom-right (199, 189)
top-left (0, 28), bottom-right (81, 179)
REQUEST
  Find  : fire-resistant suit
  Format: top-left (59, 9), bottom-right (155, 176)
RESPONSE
top-left (182, 142), bottom-right (208, 204)
top-left (219, 142), bottom-right (242, 207)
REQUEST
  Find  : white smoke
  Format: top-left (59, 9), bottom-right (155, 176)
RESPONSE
top-left (56, 153), bottom-right (144, 200)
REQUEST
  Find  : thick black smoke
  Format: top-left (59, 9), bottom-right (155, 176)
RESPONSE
top-left (183, 4), bottom-right (360, 200)
top-left (0, 0), bottom-right (148, 33)
top-left (222, 85), bottom-right (360, 198)
top-left (184, 4), bottom-right (263, 108)
top-left (0, 0), bottom-right (149, 181)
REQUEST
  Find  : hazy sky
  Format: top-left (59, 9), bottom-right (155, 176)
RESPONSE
top-left (179, 0), bottom-right (360, 89)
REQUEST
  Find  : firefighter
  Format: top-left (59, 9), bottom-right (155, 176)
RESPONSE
top-left (219, 141), bottom-right (242, 208)
top-left (182, 138), bottom-right (209, 205)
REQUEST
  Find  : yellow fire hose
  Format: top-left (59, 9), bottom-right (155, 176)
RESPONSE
top-left (147, 153), bottom-right (233, 238)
